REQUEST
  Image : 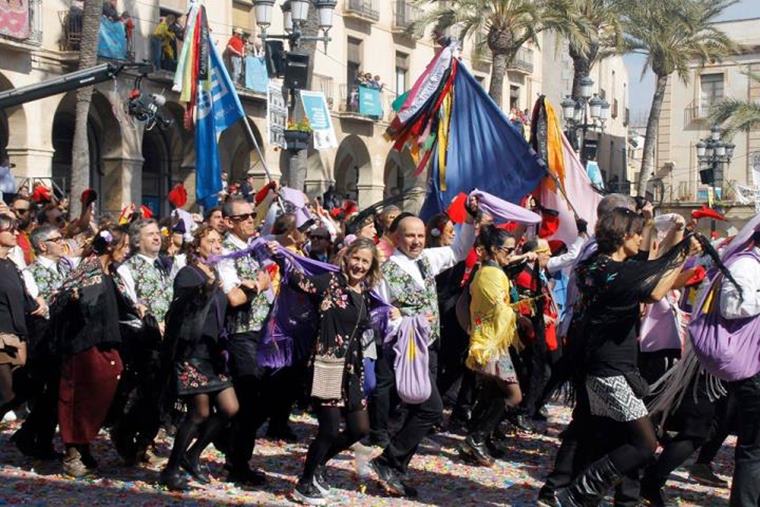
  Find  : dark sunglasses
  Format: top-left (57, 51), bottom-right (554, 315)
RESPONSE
top-left (229, 212), bottom-right (256, 222)
top-left (499, 246), bottom-right (515, 254)
top-left (13, 208), bottom-right (29, 215)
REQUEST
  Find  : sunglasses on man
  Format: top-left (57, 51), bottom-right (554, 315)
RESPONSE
top-left (229, 212), bottom-right (257, 222)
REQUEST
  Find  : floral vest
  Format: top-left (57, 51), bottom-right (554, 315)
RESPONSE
top-left (223, 235), bottom-right (272, 334)
top-left (26, 259), bottom-right (67, 303)
top-left (381, 255), bottom-right (440, 343)
top-left (124, 255), bottom-right (172, 323)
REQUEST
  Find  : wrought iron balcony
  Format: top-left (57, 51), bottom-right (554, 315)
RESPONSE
top-left (392, 1), bottom-right (422, 33)
top-left (343, 0), bottom-right (380, 23)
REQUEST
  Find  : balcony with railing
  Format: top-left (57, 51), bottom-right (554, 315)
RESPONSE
top-left (0, 0), bottom-right (42, 49)
top-left (343, 0), bottom-right (380, 23)
top-left (338, 83), bottom-right (394, 122)
top-left (58, 9), bottom-right (135, 62)
top-left (471, 33), bottom-right (492, 64)
top-left (392, 1), bottom-right (422, 33)
top-left (508, 47), bottom-right (533, 74)
top-left (684, 98), bottom-right (712, 124)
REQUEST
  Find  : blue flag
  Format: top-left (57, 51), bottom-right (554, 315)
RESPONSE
top-left (420, 65), bottom-right (546, 219)
top-left (195, 34), bottom-right (246, 209)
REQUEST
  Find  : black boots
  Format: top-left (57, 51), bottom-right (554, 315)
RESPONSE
top-left (555, 456), bottom-right (623, 507)
top-left (458, 434), bottom-right (494, 466)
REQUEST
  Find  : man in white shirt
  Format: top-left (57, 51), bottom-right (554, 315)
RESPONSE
top-left (719, 232), bottom-right (760, 507)
top-left (370, 209), bottom-right (476, 498)
top-left (112, 219), bottom-right (173, 466)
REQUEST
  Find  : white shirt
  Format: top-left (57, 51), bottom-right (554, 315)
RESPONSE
top-left (377, 222), bottom-right (475, 335)
top-left (116, 253), bottom-right (160, 305)
top-left (217, 233), bottom-right (250, 294)
top-left (547, 235), bottom-right (586, 275)
top-left (720, 247), bottom-right (760, 320)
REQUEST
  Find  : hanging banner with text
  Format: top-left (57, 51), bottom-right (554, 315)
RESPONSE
top-left (358, 86), bottom-right (383, 118)
top-left (300, 90), bottom-right (338, 151)
top-left (267, 82), bottom-right (287, 149)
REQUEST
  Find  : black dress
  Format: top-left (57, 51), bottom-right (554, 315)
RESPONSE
top-left (287, 271), bottom-right (371, 412)
top-left (166, 265), bottom-right (231, 396)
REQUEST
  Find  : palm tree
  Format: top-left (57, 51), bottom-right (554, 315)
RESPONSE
top-left (411, 0), bottom-right (545, 108)
top-left (70, 0), bottom-right (102, 217)
top-left (625, 0), bottom-right (736, 196)
top-left (547, 0), bottom-right (624, 99)
top-left (710, 70), bottom-right (760, 135)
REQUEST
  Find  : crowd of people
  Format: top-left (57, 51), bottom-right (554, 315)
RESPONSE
top-left (0, 179), bottom-right (757, 507)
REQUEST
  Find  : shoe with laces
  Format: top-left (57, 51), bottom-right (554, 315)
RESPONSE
top-left (292, 481), bottom-right (327, 506)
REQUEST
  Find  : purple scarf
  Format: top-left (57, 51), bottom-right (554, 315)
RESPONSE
top-left (212, 240), bottom-right (392, 369)
top-left (470, 189), bottom-right (542, 225)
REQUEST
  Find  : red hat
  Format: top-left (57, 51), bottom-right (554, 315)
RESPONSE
top-left (548, 240), bottom-right (566, 255)
top-left (140, 205), bottom-right (154, 219)
top-left (447, 192), bottom-right (468, 224)
top-left (81, 188), bottom-right (97, 206)
top-left (538, 213), bottom-right (560, 238)
top-left (691, 204), bottom-right (725, 222)
top-left (31, 185), bottom-right (52, 204)
top-left (685, 265), bottom-right (707, 287)
top-left (168, 183), bottom-right (188, 209)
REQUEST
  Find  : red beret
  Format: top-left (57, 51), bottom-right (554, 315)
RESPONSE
top-left (168, 183), bottom-right (188, 208)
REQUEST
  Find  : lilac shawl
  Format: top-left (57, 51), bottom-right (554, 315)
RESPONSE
top-left (470, 189), bottom-right (542, 225)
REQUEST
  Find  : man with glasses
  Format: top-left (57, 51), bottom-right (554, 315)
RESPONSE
top-left (307, 227), bottom-right (332, 263)
top-left (217, 196), bottom-right (272, 486)
top-left (14, 224), bottom-right (70, 460)
top-left (112, 219), bottom-right (173, 466)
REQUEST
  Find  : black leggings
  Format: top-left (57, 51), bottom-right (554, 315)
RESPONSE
top-left (300, 406), bottom-right (370, 484)
top-left (166, 388), bottom-right (239, 471)
top-left (607, 416), bottom-right (658, 474)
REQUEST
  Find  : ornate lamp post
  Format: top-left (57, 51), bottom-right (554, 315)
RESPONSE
top-left (253, 0), bottom-right (337, 51)
top-left (560, 75), bottom-right (610, 166)
top-left (696, 124), bottom-right (735, 232)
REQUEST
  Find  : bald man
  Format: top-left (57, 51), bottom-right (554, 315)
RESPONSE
top-left (370, 210), bottom-right (477, 497)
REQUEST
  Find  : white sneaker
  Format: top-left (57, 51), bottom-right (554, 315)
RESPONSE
top-left (2, 411), bottom-right (17, 422)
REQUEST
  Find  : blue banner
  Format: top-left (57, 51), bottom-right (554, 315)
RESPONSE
top-left (359, 86), bottom-right (383, 117)
top-left (195, 33), bottom-right (246, 209)
top-left (300, 90), bottom-right (338, 149)
top-left (420, 64), bottom-right (546, 219)
top-left (245, 55), bottom-right (269, 93)
top-left (97, 16), bottom-right (127, 60)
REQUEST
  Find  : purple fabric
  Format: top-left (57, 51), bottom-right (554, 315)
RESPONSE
top-left (392, 315), bottom-right (432, 404)
top-left (279, 187), bottom-right (313, 229)
top-left (690, 249), bottom-right (760, 381)
top-left (213, 240), bottom-right (392, 369)
top-left (720, 213), bottom-right (760, 262)
top-left (470, 189), bottom-right (541, 225)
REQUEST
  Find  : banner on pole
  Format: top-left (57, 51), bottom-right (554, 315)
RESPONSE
top-left (268, 82), bottom-right (287, 149)
top-left (300, 90), bottom-right (338, 150)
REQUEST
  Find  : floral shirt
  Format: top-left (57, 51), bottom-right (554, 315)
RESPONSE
top-left (287, 270), bottom-right (370, 411)
top-left (25, 257), bottom-right (69, 304)
top-left (381, 255), bottom-right (440, 343)
top-left (121, 254), bottom-right (173, 323)
top-left (219, 235), bottom-right (273, 334)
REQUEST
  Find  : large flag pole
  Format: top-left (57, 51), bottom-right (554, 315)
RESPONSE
top-left (241, 115), bottom-right (274, 183)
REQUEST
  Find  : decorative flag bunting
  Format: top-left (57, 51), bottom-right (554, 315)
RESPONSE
top-left (386, 43), bottom-right (547, 219)
top-left (173, 1), bottom-right (246, 209)
top-left (531, 96), bottom-right (602, 246)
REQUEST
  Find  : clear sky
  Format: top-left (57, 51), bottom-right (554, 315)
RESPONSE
top-left (624, 0), bottom-right (760, 124)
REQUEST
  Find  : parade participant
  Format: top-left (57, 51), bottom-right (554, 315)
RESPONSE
top-left (511, 238), bottom-right (558, 430)
top-left (111, 219), bottom-right (174, 465)
top-left (555, 208), bottom-right (699, 506)
top-left (376, 205), bottom-right (400, 260)
top-left (205, 206), bottom-right (226, 236)
top-left (308, 227), bottom-right (333, 263)
top-left (159, 225), bottom-right (239, 491)
top-left (458, 225), bottom-right (522, 466)
top-left (217, 196), bottom-right (272, 485)
top-left (13, 224), bottom-right (71, 459)
top-left (51, 226), bottom-right (132, 477)
top-left (370, 202), bottom-right (477, 498)
top-left (426, 213), bottom-right (473, 430)
top-left (269, 238), bottom-right (380, 505)
top-left (272, 212), bottom-right (311, 256)
top-left (0, 215), bottom-right (44, 422)
top-left (10, 196), bottom-right (34, 264)
top-left (716, 228), bottom-right (760, 506)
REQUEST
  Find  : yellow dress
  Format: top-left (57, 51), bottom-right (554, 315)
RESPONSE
top-left (466, 264), bottom-right (519, 382)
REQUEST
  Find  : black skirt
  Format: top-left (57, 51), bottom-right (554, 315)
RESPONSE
top-left (175, 357), bottom-right (232, 396)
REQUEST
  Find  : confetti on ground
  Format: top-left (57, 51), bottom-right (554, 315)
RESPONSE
top-left (0, 403), bottom-right (734, 506)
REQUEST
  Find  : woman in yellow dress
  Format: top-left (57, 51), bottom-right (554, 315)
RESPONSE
top-left (458, 224), bottom-right (522, 466)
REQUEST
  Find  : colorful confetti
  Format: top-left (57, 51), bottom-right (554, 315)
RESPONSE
top-left (0, 404), bottom-right (734, 505)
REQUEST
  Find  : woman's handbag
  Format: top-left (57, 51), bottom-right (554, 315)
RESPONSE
top-left (310, 354), bottom-right (346, 400)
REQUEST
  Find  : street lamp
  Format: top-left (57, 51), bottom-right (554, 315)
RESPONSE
top-left (696, 124), bottom-right (734, 232)
top-left (253, 0), bottom-right (336, 50)
top-left (560, 75), bottom-right (609, 165)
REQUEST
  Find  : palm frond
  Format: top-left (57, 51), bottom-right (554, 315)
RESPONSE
top-left (709, 98), bottom-right (760, 135)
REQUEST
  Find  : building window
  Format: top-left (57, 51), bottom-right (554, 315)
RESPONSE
top-left (612, 98), bottom-right (619, 119)
top-left (346, 37), bottom-right (363, 111)
top-left (700, 73), bottom-right (724, 112)
top-left (395, 52), bottom-right (409, 96)
top-left (509, 85), bottom-right (520, 110)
